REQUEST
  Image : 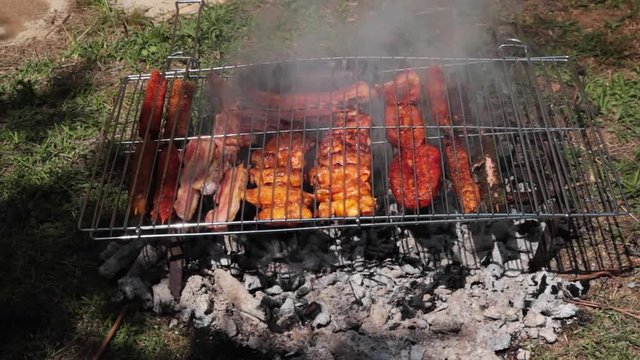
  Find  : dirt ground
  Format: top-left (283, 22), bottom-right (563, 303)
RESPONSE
top-left (0, 0), bottom-right (69, 44)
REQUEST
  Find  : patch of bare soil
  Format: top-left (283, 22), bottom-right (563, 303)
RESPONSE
top-left (0, 0), bottom-right (69, 45)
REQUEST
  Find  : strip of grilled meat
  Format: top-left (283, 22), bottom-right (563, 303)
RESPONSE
top-left (138, 70), bottom-right (168, 140)
top-left (443, 137), bottom-right (481, 213)
top-left (427, 65), bottom-right (481, 213)
top-left (129, 140), bottom-right (157, 216)
top-left (151, 143), bottom-right (180, 224)
top-left (205, 164), bottom-right (248, 230)
top-left (164, 79), bottom-right (195, 139)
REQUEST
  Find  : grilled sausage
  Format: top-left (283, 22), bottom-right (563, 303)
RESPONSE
top-left (246, 81), bottom-right (373, 111)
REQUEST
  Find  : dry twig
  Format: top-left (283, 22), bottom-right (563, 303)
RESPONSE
top-left (92, 304), bottom-right (129, 360)
top-left (566, 298), bottom-right (640, 322)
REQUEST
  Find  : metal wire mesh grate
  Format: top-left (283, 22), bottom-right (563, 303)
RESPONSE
top-left (78, 53), bottom-right (628, 240)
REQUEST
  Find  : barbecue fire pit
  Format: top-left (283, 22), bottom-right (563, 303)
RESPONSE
top-left (78, 1), bottom-right (631, 358)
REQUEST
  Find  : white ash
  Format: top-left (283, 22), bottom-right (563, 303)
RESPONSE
top-left (163, 265), bottom-right (585, 359)
top-left (99, 220), bottom-right (586, 358)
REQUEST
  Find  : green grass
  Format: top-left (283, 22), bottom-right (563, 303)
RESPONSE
top-left (1, 0), bottom-right (638, 358)
top-left (533, 310), bottom-right (640, 360)
top-left (0, 1), bottom-right (257, 358)
top-left (518, 1), bottom-right (640, 357)
top-left (585, 73), bottom-right (640, 135)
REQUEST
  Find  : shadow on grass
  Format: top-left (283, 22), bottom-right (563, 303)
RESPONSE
top-left (0, 60), bottom-right (278, 360)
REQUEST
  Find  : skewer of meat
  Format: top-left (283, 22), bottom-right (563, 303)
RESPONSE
top-left (129, 140), bottom-right (157, 216)
top-left (151, 143), bottom-right (180, 224)
top-left (426, 65), bottom-right (481, 213)
top-left (138, 70), bottom-right (168, 140)
top-left (163, 79), bottom-right (195, 139)
top-left (446, 74), bottom-right (504, 209)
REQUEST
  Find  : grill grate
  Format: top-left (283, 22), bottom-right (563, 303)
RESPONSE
top-left (77, 1), bottom-right (628, 241)
top-left (78, 55), bottom-right (627, 240)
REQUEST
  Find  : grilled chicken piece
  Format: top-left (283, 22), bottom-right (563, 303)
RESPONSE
top-left (309, 164), bottom-right (371, 188)
top-left (249, 168), bottom-right (304, 187)
top-left (389, 144), bottom-right (442, 209)
top-left (205, 164), bottom-right (248, 230)
top-left (174, 137), bottom-right (227, 220)
top-left (129, 140), bottom-right (157, 216)
top-left (318, 131), bottom-right (371, 156)
top-left (444, 137), bottom-right (481, 213)
top-left (151, 144), bottom-right (180, 224)
top-left (385, 102), bottom-right (426, 149)
top-left (315, 178), bottom-right (373, 202)
top-left (245, 185), bottom-right (315, 208)
top-left (316, 151), bottom-right (372, 167)
top-left (378, 70), bottom-right (421, 105)
top-left (317, 196), bottom-right (376, 218)
top-left (164, 79), bottom-right (195, 139)
top-left (250, 133), bottom-right (315, 170)
top-left (312, 110), bottom-right (376, 218)
top-left (139, 70), bottom-right (168, 140)
top-left (256, 204), bottom-right (314, 225)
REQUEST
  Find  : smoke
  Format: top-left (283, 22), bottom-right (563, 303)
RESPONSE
top-left (233, 0), bottom-right (500, 63)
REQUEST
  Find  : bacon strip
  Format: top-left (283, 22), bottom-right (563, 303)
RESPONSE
top-left (174, 138), bottom-right (226, 221)
top-left (129, 140), bottom-right (156, 216)
top-left (138, 70), bottom-right (168, 140)
top-left (205, 164), bottom-right (248, 230)
top-left (151, 144), bottom-right (180, 224)
top-left (163, 79), bottom-right (195, 139)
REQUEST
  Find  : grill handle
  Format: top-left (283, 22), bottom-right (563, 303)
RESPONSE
top-left (497, 38), bottom-right (530, 59)
top-left (165, 0), bottom-right (206, 73)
